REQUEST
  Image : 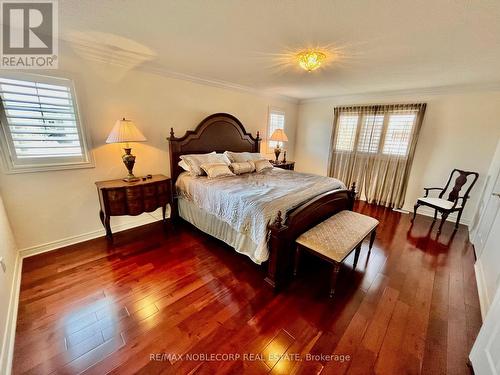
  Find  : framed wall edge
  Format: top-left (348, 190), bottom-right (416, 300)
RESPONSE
top-left (0, 253), bottom-right (22, 375)
top-left (474, 260), bottom-right (489, 320)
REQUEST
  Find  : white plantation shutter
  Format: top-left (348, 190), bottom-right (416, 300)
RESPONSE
top-left (334, 110), bottom-right (419, 156)
top-left (335, 114), bottom-right (358, 151)
top-left (383, 113), bottom-right (417, 156)
top-left (268, 109), bottom-right (285, 148)
top-left (0, 74), bottom-right (92, 172)
top-left (357, 114), bottom-right (384, 153)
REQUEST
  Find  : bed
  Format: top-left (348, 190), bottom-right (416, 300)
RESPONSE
top-left (168, 113), bottom-right (356, 290)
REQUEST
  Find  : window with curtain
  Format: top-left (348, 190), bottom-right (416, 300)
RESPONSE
top-left (328, 103), bottom-right (426, 208)
top-left (0, 73), bottom-right (93, 173)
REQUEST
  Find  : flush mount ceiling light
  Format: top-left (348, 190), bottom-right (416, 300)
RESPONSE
top-left (297, 50), bottom-right (327, 72)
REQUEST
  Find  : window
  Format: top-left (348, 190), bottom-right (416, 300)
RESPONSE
top-left (0, 73), bottom-right (92, 173)
top-left (268, 109), bottom-right (285, 148)
top-left (329, 104), bottom-right (426, 208)
top-left (335, 114), bottom-right (358, 151)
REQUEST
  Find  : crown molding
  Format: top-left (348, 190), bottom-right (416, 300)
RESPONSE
top-left (298, 81), bottom-right (500, 104)
top-left (62, 38), bottom-right (500, 105)
top-left (137, 64), bottom-right (299, 104)
top-left (61, 36), bottom-right (299, 104)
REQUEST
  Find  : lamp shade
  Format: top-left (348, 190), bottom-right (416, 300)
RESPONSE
top-left (269, 129), bottom-right (288, 142)
top-left (106, 118), bottom-right (147, 144)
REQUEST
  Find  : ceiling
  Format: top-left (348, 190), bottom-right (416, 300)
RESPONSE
top-left (60, 0), bottom-right (500, 100)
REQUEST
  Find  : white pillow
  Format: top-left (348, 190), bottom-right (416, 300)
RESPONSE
top-left (178, 160), bottom-right (191, 172)
top-left (252, 159), bottom-right (274, 173)
top-left (200, 163), bottom-right (235, 179)
top-left (224, 151), bottom-right (263, 163)
top-left (180, 152), bottom-right (230, 176)
top-left (229, 161), bottom-right (255, 175)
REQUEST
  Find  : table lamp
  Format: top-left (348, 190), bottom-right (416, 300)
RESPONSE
top-left (106, 118), bottom-right (147, 182)
top-left (269, 129), bottom-right (288, 162)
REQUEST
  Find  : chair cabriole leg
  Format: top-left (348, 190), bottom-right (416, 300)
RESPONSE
top-left (412, 202), bottom-right (420, 222)
top-left (438, 212), bottom-right (448, 234)
top-left (455, 209), bottom-right (463, 230)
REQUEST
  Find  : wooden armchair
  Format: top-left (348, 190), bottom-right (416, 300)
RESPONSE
top-left (412, 169), bottom-right (479, 233)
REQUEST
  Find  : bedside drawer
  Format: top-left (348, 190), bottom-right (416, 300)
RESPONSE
top-left (143, 184), bottom-right (157, 197)
top-left (105, 189), bottom-right (127, 215)
top-left (144, 197), bottom-right (159, 212)
top-left (108, 201), bottom-right (127, 215)
top-left (127, 199), bottom-right (144, 215)
top-left (157, 182), bottom-right (170, 195)
top-left (96, 175), bottom-right (172, 238)
top-left (125, 186), bottom-right (143, 200)
top-left (106, 189), bottom-right (125, 202)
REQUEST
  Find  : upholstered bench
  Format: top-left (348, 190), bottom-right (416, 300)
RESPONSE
top-left (294, 210), bottom-right (379, 298)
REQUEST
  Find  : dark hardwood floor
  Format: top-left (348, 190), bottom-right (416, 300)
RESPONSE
top-left (12, 202), bottom-right (481, 374)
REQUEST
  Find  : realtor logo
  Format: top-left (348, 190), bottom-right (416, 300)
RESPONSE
top-left (1, 0), bottom-right (58, 68)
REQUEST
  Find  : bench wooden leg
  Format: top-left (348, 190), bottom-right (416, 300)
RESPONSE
top-left (369, 229), bottom-right (376, 253)
top-left (293, 245), bottom-right (301, 277)
top-left (330, 262), bottom-right (341, 298)
top-left (353, 244), bottom-right (361, 269)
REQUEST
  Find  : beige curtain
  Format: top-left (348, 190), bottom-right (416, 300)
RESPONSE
top-left (328, 103), bottom-right (426, 208)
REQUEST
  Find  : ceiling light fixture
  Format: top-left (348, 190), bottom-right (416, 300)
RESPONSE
top-left (297, 50), bottom-right (326, 72)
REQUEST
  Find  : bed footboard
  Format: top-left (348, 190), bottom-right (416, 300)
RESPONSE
top-left (266, 183), bottom-right (356, 290)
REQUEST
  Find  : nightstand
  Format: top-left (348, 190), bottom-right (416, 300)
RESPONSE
top-left (270, 160), bottom-right (295, 170)
top-left (95, 174), bottom-right (172, 238)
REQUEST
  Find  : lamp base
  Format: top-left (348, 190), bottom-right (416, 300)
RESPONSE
top-left (274, 147), bottom-right (281, 162)
top-left (123, 175), bottom-right (140, 183)
top-left (122, 148), bottom-right (139, 183)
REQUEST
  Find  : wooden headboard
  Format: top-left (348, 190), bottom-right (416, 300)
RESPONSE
top-left (167, 113), bottom-right (261, 183)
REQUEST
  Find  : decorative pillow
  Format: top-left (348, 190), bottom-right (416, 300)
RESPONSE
top-left (252, 159), bottom-right (274, 173)
top-left (180, 152), bottom-right (230, 176)
top-left (224, 151), bottom-right (263, 163)
top-left (178, 160), bottom-right (191, 172)
top-left (200, 163), bottom-right (235, 179)
top-left (229, 161), bottom-right (255, 175)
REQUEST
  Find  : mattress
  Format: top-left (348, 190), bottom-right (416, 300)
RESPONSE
top-left (176, 168), bottom-right (345, 264)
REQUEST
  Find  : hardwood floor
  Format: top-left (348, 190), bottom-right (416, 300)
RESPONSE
top-left (12, 202), bottom-right (481, 374)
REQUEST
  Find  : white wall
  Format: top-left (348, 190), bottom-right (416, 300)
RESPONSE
top-left (295, 89), bottom-right (500, 224)
top-left (0, 54), bottom-right (298, 251)
top-left (0, 194), bottom-right (19, 374)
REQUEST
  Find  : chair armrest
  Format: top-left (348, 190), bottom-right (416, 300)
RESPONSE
top-left (458, 195), bottom-right (470, 205)
top-left (448, 195), bottom-right (470, 210)
top-left (423, 187), bottom-right (443, 197)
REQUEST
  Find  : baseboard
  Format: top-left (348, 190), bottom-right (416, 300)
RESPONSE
top-left (474, 260), bottom-right (490, 320)
top-left (0, 253), bottom-right (22, 375)
top-left (19, 214), bottom-right (161, 258)
top-left (401, 205), bottom-right (471, 226)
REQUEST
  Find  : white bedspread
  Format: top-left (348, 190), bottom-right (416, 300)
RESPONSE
top-left (176, 168), bottom-right (345, 263)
